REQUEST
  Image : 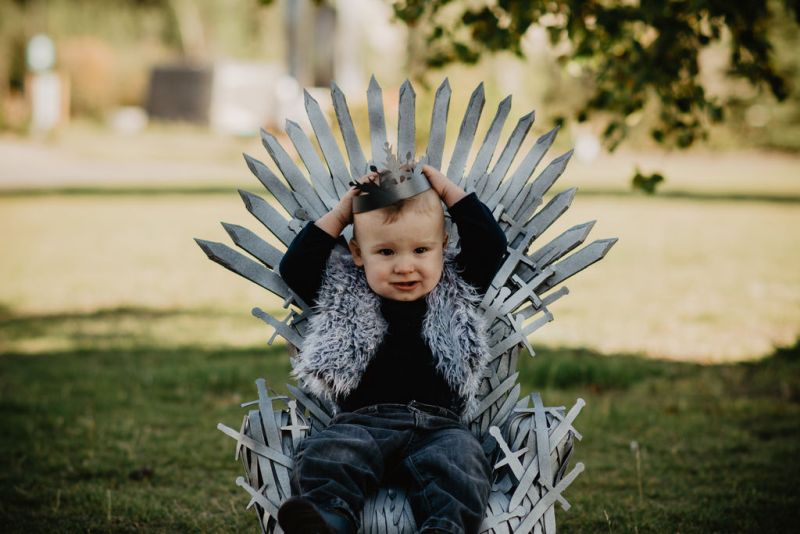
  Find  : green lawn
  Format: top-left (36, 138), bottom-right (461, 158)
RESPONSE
top-left (1, 335), bottom-right (798, 532)
top-left (1, 146), bottom-right (798, 531)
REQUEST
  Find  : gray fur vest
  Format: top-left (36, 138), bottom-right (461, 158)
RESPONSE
top-left (292, 249), bottom-right (490, 419)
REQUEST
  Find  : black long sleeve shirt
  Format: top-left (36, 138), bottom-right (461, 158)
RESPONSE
top-left (279, 193), bottom-right (507, 413)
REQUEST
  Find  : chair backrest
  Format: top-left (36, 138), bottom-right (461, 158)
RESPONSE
top-left (200, 77), bottom-right (616, 533)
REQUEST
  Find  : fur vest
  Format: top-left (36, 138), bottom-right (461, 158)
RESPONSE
top-left (292, 248), bottom-right (490, 420)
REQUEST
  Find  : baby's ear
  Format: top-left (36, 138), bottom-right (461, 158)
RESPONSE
top-left (348, 239), bottom-right (365, 267)
top-left (442, 232), bottom-right (449, 250)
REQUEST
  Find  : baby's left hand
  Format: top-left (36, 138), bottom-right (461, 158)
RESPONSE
top-left (421, 165), bottom-right (467, 208)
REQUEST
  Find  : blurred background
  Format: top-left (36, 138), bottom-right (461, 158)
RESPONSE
top-left (1, 0), bottom-right (799, 531)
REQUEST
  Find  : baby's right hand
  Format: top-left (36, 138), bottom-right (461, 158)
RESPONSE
top-left (335, 172), bottom-right (377, 224)
top-left (316, 172), bottom-right (376, 237)
top-left (331, 187), bottom-right (358, 227)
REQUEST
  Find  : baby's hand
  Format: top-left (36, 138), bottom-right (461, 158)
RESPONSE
top-left (421, 165), bottom-right (467, 208)
top-left (315, 172), bottom-right (377, 237)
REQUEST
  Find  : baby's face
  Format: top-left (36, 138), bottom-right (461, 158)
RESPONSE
top-left (349, 207), bottom-right (447, 302)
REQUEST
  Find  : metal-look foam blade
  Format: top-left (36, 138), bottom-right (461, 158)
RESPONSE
top-left (493, 126), bottom-right (560, 210)
top-left (425, 78), bottom-right (451, 170)
top-left (521, 221), bottom-right (596, 278)
top-left (397, 79), bottom-right (416, 162)
top-left (222, 222), bottom-right (284, 270)
top-left (489, 383), bottom-right (522, 430)
top-left (260, 129), bottom-right (327, 218)
top-left (304, 90), bottom-right (351, 198)
top-left (367, 75), bottom-right (388, 167)
top-left (464, 94), bottom-right (511, 191)
top-left (482, 111), bottom-right (535, 204)
top-left (528, 149), bottom-right (574, 201)
top-left (238, 189), bottom-right (297, 247)
top-left (512, 188), bottom-right (577, 249)
top-left (331, 82), bottom-right (369, 179)
top-left (243, 153), bottom-right (301, 216)
top-left (254, 379), bottom-right (293, 495)
top-left (285, 119), bottom-right (338, 208)
top-left (540, 238), bottom-right (618, 291)
top-left (470, 372), bottom-right (519, 423)
top-left (447, 82), bottom-right (485, 186)
top-left (286, 384), bottom-right (332, 426)
top-left (194, 239), bottom-right (292, 300)
top-left (217, 422), bottom-right (292, 467)
top-left (506, 181), bottom-right (536, 221)
top-left (509, 150), bottom-right (572, 234)
top-left (252, 307), bottom-right (305, 347)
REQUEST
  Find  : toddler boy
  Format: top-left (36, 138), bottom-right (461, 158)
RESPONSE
top-left (277, 164), bottom-right (507, 534)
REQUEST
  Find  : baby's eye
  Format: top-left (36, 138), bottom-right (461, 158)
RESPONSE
top-left (377, 248), bottom-right (394, 256)
top-left (414, 247), bottom-right (429, 254)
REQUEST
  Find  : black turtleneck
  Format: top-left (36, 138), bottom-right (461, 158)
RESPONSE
top-left (279, 193), bottom-right (507, 412)
top-left (339, 297), bottom-right (457, 412)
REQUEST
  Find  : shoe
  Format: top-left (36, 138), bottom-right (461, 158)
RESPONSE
top-left (277, 497), bottom-right (336, 534)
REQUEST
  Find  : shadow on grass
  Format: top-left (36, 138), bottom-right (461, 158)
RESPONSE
top-left (0, 305), bottom-right (230, 325)
top-left (0, 306), bottom-right (257, 350)
top-left (6, 301), bottom-right (795, 393)
top-left (518, 346), bottom-right (701, 392)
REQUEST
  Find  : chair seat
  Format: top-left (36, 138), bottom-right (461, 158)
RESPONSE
top-left (219, 379), bottom-right (584, 534)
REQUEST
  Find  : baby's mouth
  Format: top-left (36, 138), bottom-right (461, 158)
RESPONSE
top-left (392, 281), bottom-right (419, 290)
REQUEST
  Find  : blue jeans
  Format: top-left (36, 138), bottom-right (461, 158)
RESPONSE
top-left (290, 402), bottom-right (491, 534)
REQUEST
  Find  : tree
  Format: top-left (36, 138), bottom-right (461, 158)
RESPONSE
top-left (391, 0), bottom-right (799, 191)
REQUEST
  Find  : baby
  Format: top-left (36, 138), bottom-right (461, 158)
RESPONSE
top-left (277, 164), bottom-right (507, 534)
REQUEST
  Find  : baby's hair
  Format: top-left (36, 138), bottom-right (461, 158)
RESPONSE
top-left (378, 188), bottom-right (441, 224)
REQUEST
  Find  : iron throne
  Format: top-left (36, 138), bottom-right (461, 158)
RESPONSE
top-left (196, 77), bottom-right (616, 533)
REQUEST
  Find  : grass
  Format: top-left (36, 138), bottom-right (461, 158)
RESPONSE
top-left (4, 191), bottom-right (798, 360)
top-left (0, 344), bottom-right (290, 533)
top-left (538, 343), bottom-right (800, 533)
top-left (1, 336), bottom-right (798, 532)
top-left (1, 141), bottom-right (798, 531)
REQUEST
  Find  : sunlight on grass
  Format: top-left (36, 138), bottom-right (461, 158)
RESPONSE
top-left (2, 190), bottom-right (798, 361)
top-left (535, 196), bottom-right (800, 361)
top-left (566, 149), bottom-right (800, 197)
top-left (0, 195), bottom-right (280, 314)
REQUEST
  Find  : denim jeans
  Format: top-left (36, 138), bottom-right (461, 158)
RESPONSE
top-left (290, 402), bottom-right (492, 534)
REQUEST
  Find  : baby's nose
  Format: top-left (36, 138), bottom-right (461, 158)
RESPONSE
top-left (393, 259), bottom-right (414, 274)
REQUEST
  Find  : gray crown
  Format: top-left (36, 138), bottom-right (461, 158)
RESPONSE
top-left (352, 142), bottom-right (431, 213)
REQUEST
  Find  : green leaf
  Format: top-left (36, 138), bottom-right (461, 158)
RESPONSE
top-left (631, 169), bottom-right (665, 194)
